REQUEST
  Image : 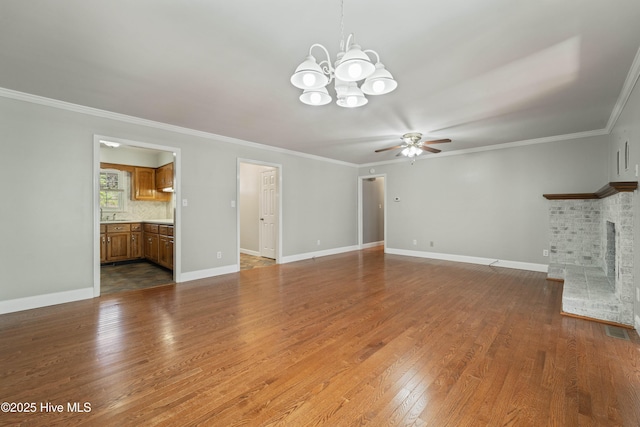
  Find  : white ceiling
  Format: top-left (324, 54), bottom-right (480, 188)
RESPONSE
top-left (2, 0), bottom-right (640, 164)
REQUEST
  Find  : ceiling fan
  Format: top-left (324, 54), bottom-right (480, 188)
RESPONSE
top-left (374, 132), bottom-right (451, 159)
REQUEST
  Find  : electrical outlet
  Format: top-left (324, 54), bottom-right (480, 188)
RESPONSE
top-left (543, 249), bottom-right (549, 257)
top-left (412, 239), bottom-right (417, 246)
top-left (182, 199), bottom-right (188, 207)
top-left (217, 251), bottom-right (222, 259)
top-left (317, 240), bottom-right (321, 246)
top-left (430, 241), bottom-right (434, 247)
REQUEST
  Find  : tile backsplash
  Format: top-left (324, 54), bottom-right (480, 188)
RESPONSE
top-left (102, 171), bottom-right (173, 221)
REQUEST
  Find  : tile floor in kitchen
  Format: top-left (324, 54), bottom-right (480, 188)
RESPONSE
top-left (100, 254), bottom-right (276, 295)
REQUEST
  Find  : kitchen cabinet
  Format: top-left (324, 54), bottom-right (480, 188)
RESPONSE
top-left (105, 224), bottom-right (131, 262)
top-left (132, 167), bottom-right (156, 201)
top-left (144, 228), bottom-right (160, 264)
top-left (158, 225), bottom-right (174, 270)
top-left (144, 223), bottom-right (173, 270)
top-left (100, 221), bottom-right (173, 269)
top-left (100, 225), bottom-right (106, 263)
top-left (156, 162), bottom-right (174, 190)
top-left (130, 223), bottom-right (143, 259)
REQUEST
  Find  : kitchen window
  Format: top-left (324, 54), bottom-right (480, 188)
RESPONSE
top-left (100, 169), bottom-right (126, 212)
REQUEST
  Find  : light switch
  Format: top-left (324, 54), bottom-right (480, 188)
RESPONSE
top-left (231, 200), bottom-right (236, 208)
top-left (182, 199), bottom-right (188, 207)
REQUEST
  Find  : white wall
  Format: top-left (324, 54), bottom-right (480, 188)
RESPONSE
top-left (608, 76), bottom-right (640, 332)
top-left (239, 162), bottom-right (272, 253)
top-left (360, 136), bottom-right (609, 267)
top-left (0, 95), bottom-right (358, 307)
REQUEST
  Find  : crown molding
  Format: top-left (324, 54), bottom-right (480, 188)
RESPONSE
top-left (0, 87), bottom-right (358, 168)
top-left (2, 43), bottom-right (639, 172)
top-left (606, 46), bottom-right (640, 132)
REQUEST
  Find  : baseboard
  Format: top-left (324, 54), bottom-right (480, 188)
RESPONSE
top-left (179, 264), bottom-right (239, 282)
top-left (281, 245), bottom-right (360, 264)
top-left (0, 287), bottom-right (94, 315)
top-left (384, 248), bottom-right (548, 273)
top-left (361, 241), bottom-right (384, 249)
top-left (240, 248), bottom-right (261, 257)
top-left (562, 311), bottom-right (634, 329)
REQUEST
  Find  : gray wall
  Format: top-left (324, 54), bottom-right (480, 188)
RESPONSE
top-left (360, 136), bottom-right (609, 265)
top-left (362, 177), bottom-right (384, 244)
top-left (608, 75), bottom-right (640, 330)
top-left (0, 96), bottom-right (358, 302)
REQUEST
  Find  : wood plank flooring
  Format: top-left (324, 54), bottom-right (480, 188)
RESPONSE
top-left (1, 248), bottom-right (639, 426)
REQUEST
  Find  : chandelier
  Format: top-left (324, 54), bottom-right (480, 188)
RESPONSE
top-left (290, 0), bottom-right (397, 108)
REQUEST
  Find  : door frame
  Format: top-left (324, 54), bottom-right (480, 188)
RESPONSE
top-left (358, 174), bottom-right (387, 250)
top-left (237, 158), bottom-right (282, 266)
top-left (93, 134), bottom-right (182, 297)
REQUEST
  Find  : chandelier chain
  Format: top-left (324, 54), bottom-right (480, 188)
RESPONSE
top-left (339, 0), bottom-right (345, 51)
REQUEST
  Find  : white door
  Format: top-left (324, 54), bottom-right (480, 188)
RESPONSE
top-left (259, 169), bottom-right (277, 259)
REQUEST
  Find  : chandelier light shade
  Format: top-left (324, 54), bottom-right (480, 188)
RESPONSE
top-left (361, 62), bottom-right (397, 95)
top-left (290, 1), bottom-right (397, 108)
top-left (290, 54), bottom-right (329, 90)
top-left (299, 87), bottom-right (332, 106)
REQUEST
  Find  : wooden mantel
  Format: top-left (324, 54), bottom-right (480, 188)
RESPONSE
top-left (543, 181), bottom-right (638, 200)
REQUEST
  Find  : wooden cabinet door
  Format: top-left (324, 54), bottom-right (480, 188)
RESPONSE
top-left (159, 235), bottom-right (169, 268)
top-left (133, 167), bottom-right (156, 200)
top-left (145, 233), bottom-right (159, 263)
top-left (107, 232), bottom-right (131, 261)
top-left (131, 232), bottom-right (143, 258)
top-left (100, 233), bottom-right (107, 263)
top-left (167, 238), bottom-right (174, 269)
top-left (159, 235), bottom-right (174, 270)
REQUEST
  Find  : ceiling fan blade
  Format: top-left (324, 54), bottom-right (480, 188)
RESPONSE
top-left (421, 146), bottom-right (441, 154)
top-left (422, 138), bottom-right (451, 145)
top-left (375, 145), bottom-right (404, 153)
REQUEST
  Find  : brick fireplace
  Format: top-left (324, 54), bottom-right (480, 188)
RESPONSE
top-left (544, 182), bottom-right (636, 326)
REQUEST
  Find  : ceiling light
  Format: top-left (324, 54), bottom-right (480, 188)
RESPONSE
top-left (100, 140), bottom-right (120, 148)
top-left (290, 0), bottom-right (397, 108)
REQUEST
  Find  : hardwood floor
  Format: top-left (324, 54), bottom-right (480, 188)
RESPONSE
top-left (1, 248), bottom-right (639, 426)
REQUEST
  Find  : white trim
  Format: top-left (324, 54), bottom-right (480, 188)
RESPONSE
top-left (281, 245), bottom-right (360, 264)
top-left (361, 241), bottom-right (384, 249)
top-left (240, 248), bottom-right (261, 256)
top-left (180, 264), bottom-right (239, 282)
top-left (0, 76), bottom-right (632, 169)
top-left (0, 87), bottom-right (357, 168)
top-left (0, 288), bottom-right (94, 315)
top-left (384, 248), bottom-right (548, 273)
top-left (606, 46), bottom-right (640, 132)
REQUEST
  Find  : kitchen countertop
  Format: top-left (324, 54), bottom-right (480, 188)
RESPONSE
top-left (100, 219), bottom-right (174, 225)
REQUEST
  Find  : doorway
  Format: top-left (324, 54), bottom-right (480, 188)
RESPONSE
top-left (359, 175), bottom-right (386, 249)
top-left (93, 135), bottom-right (181, 296)
top-left (238, 160), bottom-right (282, 270)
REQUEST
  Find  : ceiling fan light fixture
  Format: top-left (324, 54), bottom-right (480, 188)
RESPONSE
top-left (290, 55), bottom-right (329, 90)
top-left (299, 87), bottom-right (332, 106)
